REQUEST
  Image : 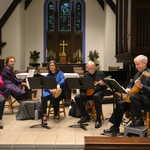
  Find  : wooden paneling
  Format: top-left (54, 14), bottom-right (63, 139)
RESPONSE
top-left (47, 32), bottom-right (82, 63)
top-left (116, 0), bottom-right (150, 62)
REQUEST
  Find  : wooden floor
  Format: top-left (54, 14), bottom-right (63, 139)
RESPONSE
top-left (0, 104), bottom-right (114, 149)
top-left (0, 103), bottom-right (149, 150)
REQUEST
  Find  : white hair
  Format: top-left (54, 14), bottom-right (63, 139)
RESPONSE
top-left (134, 55), bottom-right (148, 64)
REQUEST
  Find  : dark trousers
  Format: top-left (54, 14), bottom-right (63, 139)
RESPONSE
top-left (130, 93), bottom-right (150, 119)
top-left (75, 91), bottom-right (104, 121)
top-left (109, 101), bottom-right (129, 128)
top-left (0, 96), bottom-right (5, 120)
top-left (41, 95), bottom-right (61, 116)
top-left (109, 93), bottom-right (150, 128)
top-left (5, 83), bottom-right (31, 102)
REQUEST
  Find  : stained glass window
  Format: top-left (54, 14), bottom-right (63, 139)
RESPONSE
top-left (59, 2), bottom-right (72, 32)
top-left (48, 2), bottom-right (55, 31)
top-left (47, 0), bottom-right (84, 32)
top-left (75, 2), bottom-right (82, 32)
top-left (44, 0), bottom-right (85, 63)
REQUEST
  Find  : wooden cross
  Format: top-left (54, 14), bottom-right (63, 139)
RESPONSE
top-left (59, 40), bottom-right (68, 54)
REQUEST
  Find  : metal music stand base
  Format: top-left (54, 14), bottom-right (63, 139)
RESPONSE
top-left (30, 123), bottom-right (51, 129)
top-left (69, 123), bottom-right (88, 131)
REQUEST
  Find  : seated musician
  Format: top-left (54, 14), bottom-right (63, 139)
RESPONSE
top-left (42, 60), bottom-right (65, 124)
top-left (1, 56), bottom-right (30, 102)
top-left (104, 55), bottom-right (150, 135)
top-left (75, 61), bottom-right (107, 128)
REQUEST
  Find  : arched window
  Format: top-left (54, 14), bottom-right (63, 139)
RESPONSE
top-left (44, 0), bottom-right (85, 64)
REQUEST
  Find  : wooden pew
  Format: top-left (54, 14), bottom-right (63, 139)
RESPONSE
top-left (84, 136), bottom-right (150, 150)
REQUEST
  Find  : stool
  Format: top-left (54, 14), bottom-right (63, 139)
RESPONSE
top-left (47, 101), bottom-right (66, 119)
top-left (124, 126), bottom-right (148, 137)
top-left (141, 109), bottom-right (150, 129)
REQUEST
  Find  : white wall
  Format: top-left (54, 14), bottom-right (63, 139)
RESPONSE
top-left (24, 0), bottom-right (44, 67)
top-left (1, 0), bottom-right (121, 71)
top-left (2, 2), bottom-right (25, 70)
top-left (0, 0), bottom-right (13, 18)
top-left (104, 3), bottom-right (123, 70)
top-left (85, 0), bottom-right (105, 69)
top-left (1, 0), bottom-right (44, 70)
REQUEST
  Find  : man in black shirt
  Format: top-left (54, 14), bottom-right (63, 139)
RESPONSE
top-left (104, 55), bottom-right (150, 135)
top-left (75, 61), bottom-right (107, 128)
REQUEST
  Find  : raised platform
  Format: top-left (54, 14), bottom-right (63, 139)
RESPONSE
top-left (85, 136), bottom-right (150, 150)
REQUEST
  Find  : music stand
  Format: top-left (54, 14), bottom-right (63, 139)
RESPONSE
top-left (67, 78), bottom-right (89, 131)
top-left (103, 78), bottom-right (127, 136)
top-left (103, 78), bottom-right (127, 94)
top-left (28, 76), bottom-right (57, 129)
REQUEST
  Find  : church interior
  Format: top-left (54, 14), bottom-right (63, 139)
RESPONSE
top-left (1, 0), bottom-right (150, 150)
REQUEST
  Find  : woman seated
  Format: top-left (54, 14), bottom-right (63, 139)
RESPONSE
top-left (42, 60), bottom-right (65, 125)
top-left (1, 56), bottom-right (31, 102)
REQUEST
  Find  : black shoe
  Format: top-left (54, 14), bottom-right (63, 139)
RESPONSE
top-left (129, 119), bottom-right (144, 127)
top-left (77, 116), bottom-right (90, 124)
top-left (103, 126), bottom-right (120, 135)
top-left (95, 120), bottom-right (102, 128)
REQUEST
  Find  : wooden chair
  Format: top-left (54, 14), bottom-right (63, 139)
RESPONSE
top-left (4, 96), bottom-right (18, 113)
top-left (143, 110), bottom-right (150, 129)
top-left (47, 100), bottom-right (66, 119)
top-left (123, 109), bottom-right (150, 130)
top-left (85, 89), bottom-right (113, 121)
top-left (86, 100), bottom-right (104, 121)
top-left (146, 112), bottom-right (150, 129)
top-left (31, 89), bottom-right (40, 101)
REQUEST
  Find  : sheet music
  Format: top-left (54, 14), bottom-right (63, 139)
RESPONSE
top-left (27, 69), bottom-right (35, 77)
top-left (26, 69), bottom-right (35, 89)
top-left (104, 77), bottom-right (127, 93)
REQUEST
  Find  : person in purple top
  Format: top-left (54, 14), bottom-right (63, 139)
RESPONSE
top-left (1, 56), bottom-right (30, 102)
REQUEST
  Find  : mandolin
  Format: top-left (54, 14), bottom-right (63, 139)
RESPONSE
top-left (53, 88), bottom-right (62, 98)
top-left (86, 80), bottom-right (105, 96)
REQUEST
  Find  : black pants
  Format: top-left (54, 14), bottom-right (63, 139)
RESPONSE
top-left (5, 83), bottom-right (31, 102)
top-left (75, 91), bottom-right (104, 121)
top-left (130, 93), bottom-right (150, 119)
top-left (109, 101), bottom-right (130, 128)
top-left (109, 93), bottom-right (150, 128)
top-left (0, 96), bottom-right (5, 120)
top-left (41, 95), bottom-right (61, 116)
